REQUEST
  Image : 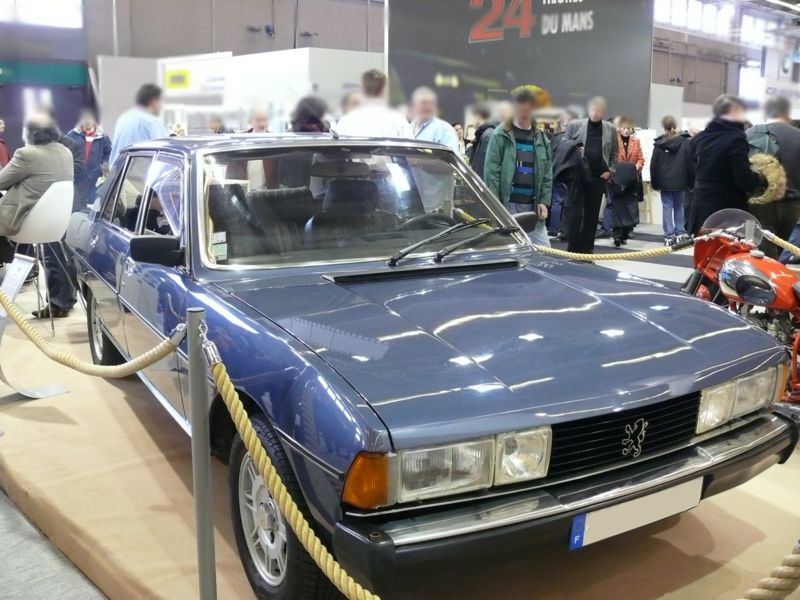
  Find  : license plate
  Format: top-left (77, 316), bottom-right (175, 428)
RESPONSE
top-left (569, 478), bottom-right (702, 550)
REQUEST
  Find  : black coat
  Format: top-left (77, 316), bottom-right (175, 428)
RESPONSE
top-left (650, 132), bottom-right (693, 192)
top-left (609, 162), bottom-right (640, 230)
top-left (553, 137), bottom-right (591, 226)
top-left (467, 121), bottom-right (496, 180)
top-left (688, 118), bottom-right (764, 234)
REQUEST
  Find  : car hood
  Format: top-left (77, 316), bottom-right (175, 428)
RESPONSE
top-left (217, 258), bottom-right (784, 448)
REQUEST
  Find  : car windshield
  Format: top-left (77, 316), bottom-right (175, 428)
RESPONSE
top-left (200, 145), bottom-right (523, 267)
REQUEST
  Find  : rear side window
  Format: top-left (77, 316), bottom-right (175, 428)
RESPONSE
top-left (101, 154), bottom-right (154, 232)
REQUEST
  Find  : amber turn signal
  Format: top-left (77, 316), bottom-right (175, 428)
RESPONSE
top-left (342, 452), bottom-right (391, 509)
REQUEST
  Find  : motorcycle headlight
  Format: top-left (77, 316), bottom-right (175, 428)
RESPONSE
top-left (697, 366), bottom-right (781, 433)
top-left (397, 439), bottom-right (494, 502)
top-left (495, 427), bottom-right (552, 485)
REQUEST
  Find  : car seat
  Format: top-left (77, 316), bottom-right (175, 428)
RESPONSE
top-left (207, 183), bottom-right (273, 262)
top-left (304, 179), bottom-right (394, 248)
top-left (245, 187), bottom-right (315, 253)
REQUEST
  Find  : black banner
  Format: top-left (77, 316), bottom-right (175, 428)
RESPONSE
top-left (388, 0), bottom-right (655, 125)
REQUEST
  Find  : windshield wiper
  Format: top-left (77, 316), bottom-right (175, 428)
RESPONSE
top-left (387, 218), bottom-right (491, 266)
top-left (433, 226), bottom-right (520, 263)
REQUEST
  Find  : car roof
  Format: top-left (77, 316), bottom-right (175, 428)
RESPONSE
top-left (123, 133), bottom-right (451, 156)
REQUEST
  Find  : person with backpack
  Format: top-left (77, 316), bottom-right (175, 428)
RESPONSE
top-left (688, 95), bottom-right (765, 235)
top-left (747, 96), bottom-right (800, 261)
top-left (650, 115), bottom-right (694, 245)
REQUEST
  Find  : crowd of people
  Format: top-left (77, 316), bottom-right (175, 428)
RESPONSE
top-left (0, 68), bottom-right (799, 321)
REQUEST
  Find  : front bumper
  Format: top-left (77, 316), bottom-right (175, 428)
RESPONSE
top-left (333, 408), bottom-right (800, 595)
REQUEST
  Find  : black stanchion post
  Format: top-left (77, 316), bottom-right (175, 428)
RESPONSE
top-left (187, 308), bottom-right (217, 600)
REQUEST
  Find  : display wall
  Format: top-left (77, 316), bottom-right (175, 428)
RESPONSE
top-left (0, 21), bottom-right (89, 152)
top-left (388, 0), bottom-right (655, 124)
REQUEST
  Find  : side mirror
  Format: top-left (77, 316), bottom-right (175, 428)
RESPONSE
top-left (129, 235), bottom-right (183, 267)
top-left (513, 211), bottom-right (538, 233)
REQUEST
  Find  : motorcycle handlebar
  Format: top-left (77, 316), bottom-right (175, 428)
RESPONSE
top-left (672, 238), bottom-right (696, 251)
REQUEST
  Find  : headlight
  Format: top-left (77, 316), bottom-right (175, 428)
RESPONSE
top-left (397, 438), bottom-right (493, 502)
top-left (495, 427), bottom-right (552, 485)
top-left (697, 380), bottom-right (735, 433)
top-left (697, 366), bottom-right (781, 434)
top-left (732, 369), bottom-right (778, 418)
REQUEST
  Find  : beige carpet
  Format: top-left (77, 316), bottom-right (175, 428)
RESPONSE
top-left (0, 288), bottom-right (798, 600)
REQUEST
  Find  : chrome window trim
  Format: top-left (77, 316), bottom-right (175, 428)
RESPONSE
top-left (191, 142), bottom-right (531, 273)
top-left (103, 151), bottom-right (158, 237)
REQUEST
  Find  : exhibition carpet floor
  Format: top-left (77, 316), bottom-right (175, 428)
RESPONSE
top-left (0, 272), bottom-right (799, 600)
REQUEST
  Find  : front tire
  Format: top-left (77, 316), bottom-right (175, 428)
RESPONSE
top-left (229, 411), bottom-right (341, 600)
top-left (86, 291), bottom-right (123, 366)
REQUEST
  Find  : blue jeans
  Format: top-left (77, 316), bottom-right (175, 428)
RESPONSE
top-left (508, 202), bottom-right (551, 247)
top-left (548, 183), bottom-right (567, 235)
top-left (661, 190), bottom-right (686, 237)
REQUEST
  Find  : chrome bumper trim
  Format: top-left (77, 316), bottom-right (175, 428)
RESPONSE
top-left (384, 415), bottom-right (791, 547)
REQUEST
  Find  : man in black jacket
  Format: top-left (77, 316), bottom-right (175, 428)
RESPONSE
top-left (548, 108), bottom-right (578, 237)
top-left (467, 103), bottom-right (495, 180)
top-left (688, 94), bottom-right (764, 234)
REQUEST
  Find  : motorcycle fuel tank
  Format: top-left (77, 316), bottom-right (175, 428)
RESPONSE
top-left (719, 251), bottom-right (798, 311)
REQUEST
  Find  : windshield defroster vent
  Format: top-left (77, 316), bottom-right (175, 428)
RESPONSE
top-left (324, 259), bottom-right (520, 284)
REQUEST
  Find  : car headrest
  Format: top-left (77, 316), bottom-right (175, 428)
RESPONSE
top-left (246, 186), bottom-right (315, 221)
top-left (322, 179), bottom-right (379, 216)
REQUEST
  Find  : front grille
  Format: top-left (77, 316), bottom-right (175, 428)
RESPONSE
top-left (548, 393), bottom-right (701, 479)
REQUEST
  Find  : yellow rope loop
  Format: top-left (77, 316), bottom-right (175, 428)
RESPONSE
top-left (210, 361), bottom-right (381, 600)
top-left (532, 244), bottom-right (678, 262)
top-left (0, 289), bottom-right (179, 378)
top-left (739, 546), bottom-right (800, 600)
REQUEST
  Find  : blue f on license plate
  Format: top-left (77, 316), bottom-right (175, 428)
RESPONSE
top-left (569, 478), bottom-right (702, 550)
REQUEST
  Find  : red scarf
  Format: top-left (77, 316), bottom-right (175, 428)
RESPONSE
top-left (82, 128), bottom-right (96, 162)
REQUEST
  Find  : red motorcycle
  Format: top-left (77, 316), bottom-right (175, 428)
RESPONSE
top-left (683, 209), bottom-right (800, 401)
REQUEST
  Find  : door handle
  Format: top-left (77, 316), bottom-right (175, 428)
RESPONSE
top-left (89, 233), bottom-right (99, 248)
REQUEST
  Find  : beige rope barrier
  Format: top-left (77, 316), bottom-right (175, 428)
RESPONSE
top-left (0, 288), bottom-right (184, 378)
top-left (737, 544), bottom-right (800, 600)
top-left (532, 243), bottom-right (681, 261)
top-left (764, 231), bottom-right (800, 259)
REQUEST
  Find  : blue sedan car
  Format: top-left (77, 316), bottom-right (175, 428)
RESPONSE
top-left (67, 135), bottom-right (800, 600)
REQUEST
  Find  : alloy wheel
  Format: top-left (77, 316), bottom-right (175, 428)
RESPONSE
top-left (238, 453), bottom-right (289, 586)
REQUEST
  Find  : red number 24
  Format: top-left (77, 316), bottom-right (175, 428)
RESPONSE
top-left (469, 0), bottom-right (534, 44)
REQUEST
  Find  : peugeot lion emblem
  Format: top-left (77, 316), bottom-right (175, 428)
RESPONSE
top-left (622, 418), bottom-right (648, 458)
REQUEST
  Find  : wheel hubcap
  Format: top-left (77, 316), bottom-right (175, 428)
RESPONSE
top-left (90, 297), bottom-right (104, 358)
top-left (239, 454), bottom-right (288, 586)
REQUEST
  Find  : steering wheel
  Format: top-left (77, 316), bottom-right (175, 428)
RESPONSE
top-left (398, 213), bottom-right (457, 231)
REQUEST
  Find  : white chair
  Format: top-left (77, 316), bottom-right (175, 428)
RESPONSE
top-left (9, 181), bottom-right (75, 334)
top-left (10, 180), bottom-right (74, 244)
